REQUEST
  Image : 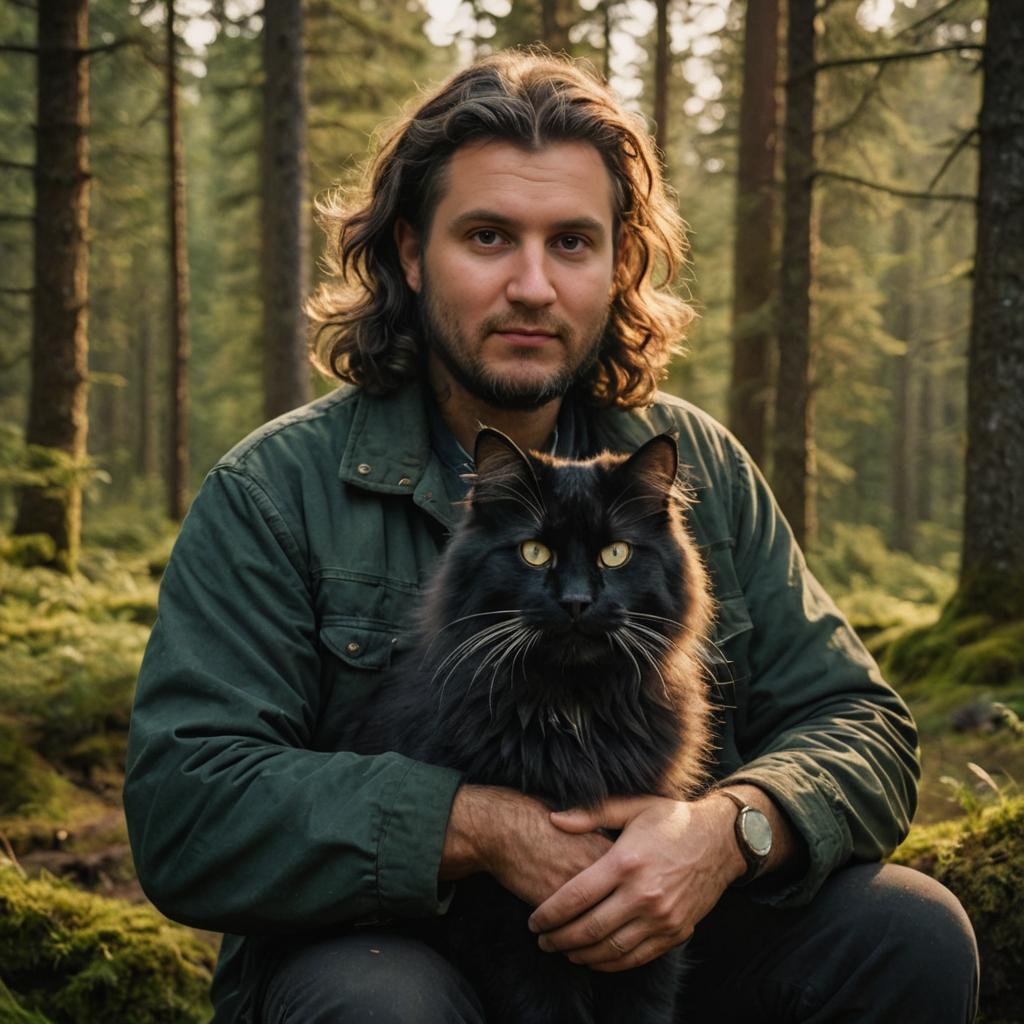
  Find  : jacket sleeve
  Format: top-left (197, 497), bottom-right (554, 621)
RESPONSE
top-left (719, 443), bottom-right (920, 907)
top-left (123, 466), bottom-right (463, 933)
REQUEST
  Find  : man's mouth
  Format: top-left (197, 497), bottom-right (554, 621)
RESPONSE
top-left (493, 328), bottom-right (560, 346)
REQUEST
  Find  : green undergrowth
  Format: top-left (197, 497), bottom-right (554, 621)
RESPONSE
top-left (809, 522), bottom-right (957, 638)
top-left (892, 793), bottom-right (1024, 1024)
top-left (0, 535), bottom-right (170, 847)
top-left (0, 861), bottom-right (214, 1024)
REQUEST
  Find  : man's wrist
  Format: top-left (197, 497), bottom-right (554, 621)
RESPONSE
top-left (707, 782), bottom-right (802, 882)
top-left (703, 790), bottom-right (752, 885)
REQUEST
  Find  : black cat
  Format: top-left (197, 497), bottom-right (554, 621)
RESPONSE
top-left (347, 428), bottom-right (713, 1024)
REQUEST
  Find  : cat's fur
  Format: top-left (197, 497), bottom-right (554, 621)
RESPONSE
top-left (346, 428), bottom-right (713, 1024)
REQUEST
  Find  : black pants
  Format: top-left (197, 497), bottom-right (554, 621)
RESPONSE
top-left (258, 864), bottom-right (979, 1023)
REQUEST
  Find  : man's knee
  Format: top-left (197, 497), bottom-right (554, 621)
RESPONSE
top-left (827, 863), bottom-right (979, 1019)
top-left (259, 930), bottom-right (486, 1024)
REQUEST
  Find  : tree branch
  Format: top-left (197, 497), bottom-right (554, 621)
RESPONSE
top-left (811, 43), bottom-right (983, 75)
top-left (895, 0), bottom-right (969, 40)
top-left (814, 169), bottom-right (975, 203)
top-left (928, 127), bottom-right (979, 190)
top-left (0, 159), bottom-right (34, 172)
top-left (0, 43), bottom-right (36, 54)
top-left (0, 286), bottom-right (33, 295)
top-left (0, 212), bottom-right (33, 222)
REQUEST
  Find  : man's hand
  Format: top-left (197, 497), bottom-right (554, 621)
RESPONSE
top-left (440, 785), bottom-right (612, 908)
top-left (526, 794), bottom-right (744, 972)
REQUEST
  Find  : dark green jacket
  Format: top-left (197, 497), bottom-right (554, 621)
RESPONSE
top-left (123, 380), bottom-right (919, 1023)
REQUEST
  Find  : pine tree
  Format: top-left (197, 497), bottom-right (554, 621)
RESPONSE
top-left (12, 0), bottom-right (91, 572)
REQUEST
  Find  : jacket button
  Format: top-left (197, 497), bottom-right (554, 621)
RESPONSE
top-left (346, 641), bottom-right (361, 654)
top-left (357, 463), bottom-right (372, 475)
top-left (398, 476), bottom-right (412, 486)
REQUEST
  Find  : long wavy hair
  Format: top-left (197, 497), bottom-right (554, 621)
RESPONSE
top-left (307, 50), bottom-right (695, 408)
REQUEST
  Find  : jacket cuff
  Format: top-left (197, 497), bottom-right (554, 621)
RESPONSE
top-left (723, 755), bottom-right (853, 907)
top-left (375, 759), bottom-right (463, 916)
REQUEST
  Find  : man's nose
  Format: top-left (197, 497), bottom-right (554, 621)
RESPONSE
top-left (505, 244), bottom-right (557, 308)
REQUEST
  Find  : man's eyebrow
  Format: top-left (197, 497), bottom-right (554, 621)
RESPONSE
top-left (449, 209), bottom-right (607, 238)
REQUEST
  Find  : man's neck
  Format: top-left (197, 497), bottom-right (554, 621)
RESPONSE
top-left (428, 356), bottom-right (562, 456)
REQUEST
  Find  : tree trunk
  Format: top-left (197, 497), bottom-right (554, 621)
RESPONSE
top-left (136, 305), bottom-right (156, 480)
top-left (12, 0), bottom-right (90, 573)
top-left (727, 0), bottom-right (779, 466)
top-left (539, 0), bottom-right (570, 53)
top-left (166, 0), bottom-right (190, 521)
top-left (889, 211), bottom-right (917, 553)
top-left (653, 0), bottom-right (670, 161)
top-left (960, 0), bottom-right (1024, 618)
top-left (262, 0), bottom-right (311, 421)
top-left (771, 0), bottom-right (817, 549)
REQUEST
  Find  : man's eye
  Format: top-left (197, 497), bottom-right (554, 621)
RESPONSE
top-left (557, 235), bottom-right (586, 252)
top-left (472, 229), bottom-right (502, 246)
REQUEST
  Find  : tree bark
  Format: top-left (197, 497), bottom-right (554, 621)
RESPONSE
top-left (261, 0), bottom-right (311, 421)
top-left (166, 0), bottom-right (190, 521)
top-left (960, 0), bottom-right (1024, 617)
top-left (12, 0), bottom-right (90, 573)
top-left (728, 0), bottom-right (779, 466)
top-left (653, 0), bottom-right (670, 161)
top-left (771, 0), bottom-right (817, 549)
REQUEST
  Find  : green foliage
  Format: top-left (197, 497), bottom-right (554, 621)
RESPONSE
top-left (0, 550), bottom-right (158, 816)
top-left (891, 795), bottom-right (1024, 1024)
top-left (0, 979), bottom-right (53, 1024)
top-left (0, 864), bottom-right (214, 1024)
top-left (808, 522), bottom-right (955, 634)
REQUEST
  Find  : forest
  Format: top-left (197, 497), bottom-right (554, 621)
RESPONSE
top-left (0, 0), bottom-right (1022, 1020)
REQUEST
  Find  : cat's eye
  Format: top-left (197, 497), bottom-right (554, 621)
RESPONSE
top-left (599, 541), bottom-right (631, 568)
top-left (519, 540), bottom-right (553, 567)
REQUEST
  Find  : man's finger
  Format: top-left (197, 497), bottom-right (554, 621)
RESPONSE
top-left (536, 894), bottom-right (634, 953)
top-left (561, 920), bottom-right (648, 965)
top-left (548, 796), bottom-right (648, 834)
top-left (587, 934), bottom-right (675, 973)
top-left (528, 853), bottom-right (618, 933)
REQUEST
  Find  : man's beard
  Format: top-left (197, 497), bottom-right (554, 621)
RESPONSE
top-left (417, 279), bottom-right (608, 412)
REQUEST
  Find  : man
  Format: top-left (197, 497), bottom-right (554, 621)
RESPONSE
top-left (124, 52), bottom-right (978, 1023)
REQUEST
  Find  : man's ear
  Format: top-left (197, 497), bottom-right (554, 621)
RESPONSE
top-left (394, 218), bottom-right (422, 293)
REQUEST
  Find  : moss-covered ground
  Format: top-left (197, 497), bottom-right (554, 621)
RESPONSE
top-left (0, 519), bottom-right (1019, 1020)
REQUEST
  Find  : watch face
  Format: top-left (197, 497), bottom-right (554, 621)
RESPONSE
top-left (740, 808), bottom-right (773, 858)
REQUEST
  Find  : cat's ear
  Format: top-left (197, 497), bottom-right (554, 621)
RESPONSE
top-left (470, 429), bottom-right (544, 522)
top-left (621, 433), bottom-right (679, 494)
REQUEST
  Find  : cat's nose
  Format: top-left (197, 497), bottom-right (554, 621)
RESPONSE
top-left (561, 599), bottom-right (590, 621)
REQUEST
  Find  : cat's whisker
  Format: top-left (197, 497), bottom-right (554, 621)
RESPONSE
top-left (483, 482), bottom-right (545, 525)
top-left (432, 620), bottom-right (525, 703)
top-left (610, 631), bottom-right (644, 691)
top-left (482, 626), bottom-right (533, 715)
top-left (621, 626), bottom-right (672, 704)
top-left (431, 619), bottom-right (521, 681)
top-left (421, 609), bottom-right (523, 663)
top-left (628, 611), bottom-right (726, 665)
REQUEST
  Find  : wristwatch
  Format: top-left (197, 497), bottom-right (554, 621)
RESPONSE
top-left (717, 789), bottom-right (773, 886)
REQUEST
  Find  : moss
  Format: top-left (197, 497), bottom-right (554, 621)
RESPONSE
top-left (0, 979), bottom-right (53, 1023)
top-left (0, 864), bottom-right (214, 1024)
top-left (0, 718), bottom-right (68, 818)
top-left (0, 537), bottom-right (58, 571)
top-left (884, 599), bottom-right (1024, 698)
top-left (892, 796), bottom-right (1024, 1023)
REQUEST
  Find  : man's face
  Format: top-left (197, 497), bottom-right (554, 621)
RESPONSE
top-left (397, 140), bottom-right (617, 411)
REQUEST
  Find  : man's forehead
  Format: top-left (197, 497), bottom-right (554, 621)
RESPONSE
top-left (434, 139), bottom-right (616, 226)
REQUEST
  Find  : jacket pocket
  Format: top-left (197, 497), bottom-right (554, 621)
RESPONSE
top-left (320, 617), bottom-right (401, 671)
